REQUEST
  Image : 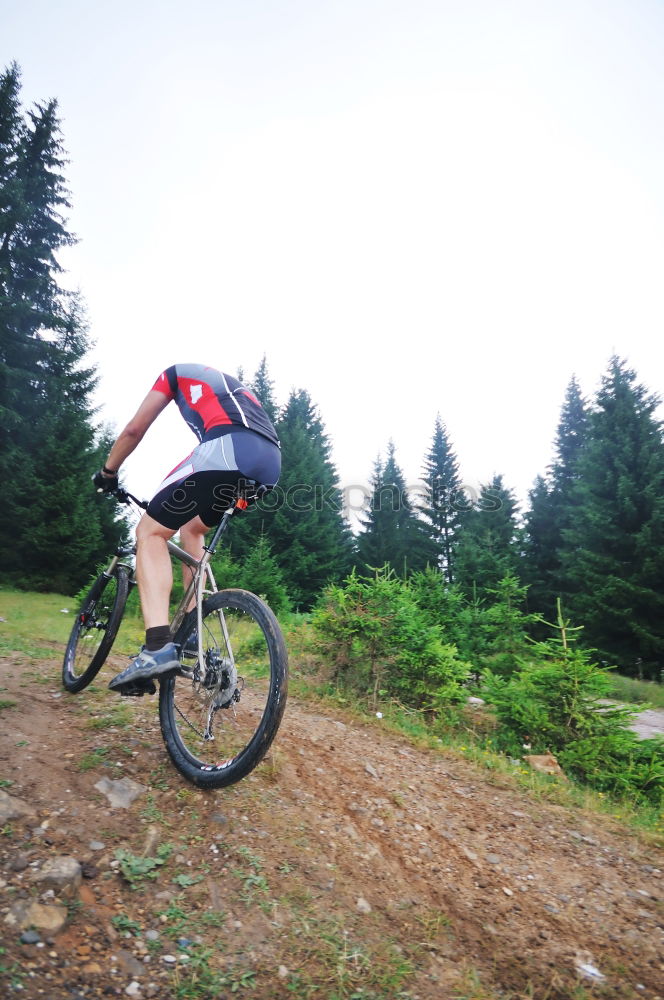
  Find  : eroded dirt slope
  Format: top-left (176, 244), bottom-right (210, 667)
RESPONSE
top-left (0, 649), bottom-right (662, 1000)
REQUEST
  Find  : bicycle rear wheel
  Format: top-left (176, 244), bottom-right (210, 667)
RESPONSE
top-left (159, 589), bottom-right (288, 788)
top-left (62, 567), bottom-right (129, 693)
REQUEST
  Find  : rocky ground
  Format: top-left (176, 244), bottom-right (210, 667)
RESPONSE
top-left (0, 647), bottom-right (662, 1000)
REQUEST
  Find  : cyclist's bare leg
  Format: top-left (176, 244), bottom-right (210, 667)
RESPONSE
top-left (108, 513), bottom-right (181, 691)
top-left (179, 515), bottom-right (214, 610)
top-left (135, 513), bottom-right (176, 628)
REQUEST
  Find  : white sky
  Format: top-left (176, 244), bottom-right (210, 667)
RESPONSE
top-left (3, 0), bottom-right (664, 516)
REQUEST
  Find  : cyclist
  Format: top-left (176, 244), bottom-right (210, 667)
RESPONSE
top-left (93, 364), bottom-right (281, 693)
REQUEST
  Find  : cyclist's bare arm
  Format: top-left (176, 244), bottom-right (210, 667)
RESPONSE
top-left (104, 390), bottom-right (171, 473)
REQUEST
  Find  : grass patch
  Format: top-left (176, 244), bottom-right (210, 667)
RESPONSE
top-left (282, 916), bottom-right (415, 999)
top-left (608, 672), bottom-right (664, 708)
top-left (86, 704), bottom-right (133, 730)
top-left (77, 747), bottom-right (111, 771)
top-left (0, 588), bottom-right (74, 658)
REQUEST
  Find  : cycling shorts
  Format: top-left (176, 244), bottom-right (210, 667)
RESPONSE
top-left (146, 427), bottom-right (281, 530)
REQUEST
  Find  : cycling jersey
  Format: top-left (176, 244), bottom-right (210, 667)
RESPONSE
top-left (151, 364), bottom-right (279, 447)
top-left (147, 363), bottom-right (281, 530)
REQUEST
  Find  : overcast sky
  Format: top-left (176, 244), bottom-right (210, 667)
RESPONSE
top-left (3, 0), bottom-right (664, 517)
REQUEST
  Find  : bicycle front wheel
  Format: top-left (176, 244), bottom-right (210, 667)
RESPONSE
top-left (159, 589), bottom-right (288, 788)
top-left (62, 567), bottom-right (129, 693)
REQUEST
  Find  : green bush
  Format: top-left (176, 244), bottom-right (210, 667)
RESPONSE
top-left (480, 575), bottom-right (540, 677)
top-left (559, 734), bottom-right (664, 804)
top-left (408, 570), bottom-right (536, 679)
top-left (312, 567), bottom-right (470, 711)
top-left (482, 604), bottom-right (664, 805)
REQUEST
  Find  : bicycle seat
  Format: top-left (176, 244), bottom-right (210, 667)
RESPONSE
top-left (238, 482), bottom-right (273, 506)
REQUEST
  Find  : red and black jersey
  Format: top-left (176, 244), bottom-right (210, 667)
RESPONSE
top-left (151, 364), bottom-right (279, 446)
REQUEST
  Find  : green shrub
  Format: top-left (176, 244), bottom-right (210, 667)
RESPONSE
top-left (480, 575), bottom-right (540, 677)
top-left (312, 567), bottom-right (470, 711)
top-left (409, 570), bottom-right (536, 679)
top-left (482, 603), bottom-right (664, 805)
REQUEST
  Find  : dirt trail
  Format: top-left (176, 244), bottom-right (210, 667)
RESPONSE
top-left (0, 650), bottom-right (662, 1000)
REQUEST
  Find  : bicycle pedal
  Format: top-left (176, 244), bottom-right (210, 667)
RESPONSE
top-left (117, 679), bottom-right (157, 697)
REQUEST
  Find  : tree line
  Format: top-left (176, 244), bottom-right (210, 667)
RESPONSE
top-left (238, 349), bottom-right (664, 682)
top-left (3, 63), bottom-right (664, 681)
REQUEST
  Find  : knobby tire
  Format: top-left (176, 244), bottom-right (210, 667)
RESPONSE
top-left (159, 588), bottom-right (288, 788)
top-left (62, 567), bottom-right (129, 693)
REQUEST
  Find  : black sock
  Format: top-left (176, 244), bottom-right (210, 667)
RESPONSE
top-left (145, 626), bottom-right (172, 651)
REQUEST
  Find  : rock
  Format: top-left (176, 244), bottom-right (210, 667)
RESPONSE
top-left (125, 982), bottom-right (142, 997)
top-left (33, 856), bottom-right (82, 899)
top-left (0, 789), bottom-right (37, 824)
top-left (116, 949), bottom-right (147, 977)
top-left (89, 841), bottom-right (105, 851)
top-left (461, 846), bottom-right (480, 866)
top-left (486, 854), bottom-right (501, 865)
top-left (8, 852), bottom-right (29, 872)
top-left (364, 763), bottom-right (379, 779)
top-left (4, 900), bottom-right (68, 934)
top-left (94, 777), bottom-right (147, 808)
top-left (20, 930), bottom-right (41, 944)
top-left (278, 965), bottom-right (289, 978)
top-left (356, 897), bottom-right (372, 913)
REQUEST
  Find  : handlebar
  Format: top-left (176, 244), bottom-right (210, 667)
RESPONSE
top-left (112, 488), bottom-right (149, 510)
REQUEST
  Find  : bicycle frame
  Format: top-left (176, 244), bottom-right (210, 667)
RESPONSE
top-left (110, 489), bottom-right (250, 669)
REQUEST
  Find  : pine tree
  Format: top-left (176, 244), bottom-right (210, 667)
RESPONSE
top-left (355, 455), bottom-right (389, 570)
top-left (454, 475), bottom-right (520, 602)
top-left (0, 65), bottom-right (125, 592)
top-left (523, 377), bottom-right (588, 615)
top-left (356, 440), bottom-right (436, 577)
top-left (250, 354), bottom-right (278, 423)
top-left (0, 66), bottom-right (22, 413)
top-left (522, 475), bottom-right (558, 615)
top-left (0, 297), bottom-right (125, 592)
top-left (561, 357), bottom-right (664, 677)
top-left (268, 388), bottom-right (354, 608)
top-left (418, 414), bottom-right (462, 582)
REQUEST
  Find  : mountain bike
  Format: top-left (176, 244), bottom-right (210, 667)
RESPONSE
top-left (62, 487), bottom-right (288, 789)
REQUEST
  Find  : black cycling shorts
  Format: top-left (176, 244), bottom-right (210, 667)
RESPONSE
top-left (146, 427), bottom-right (281, 530)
